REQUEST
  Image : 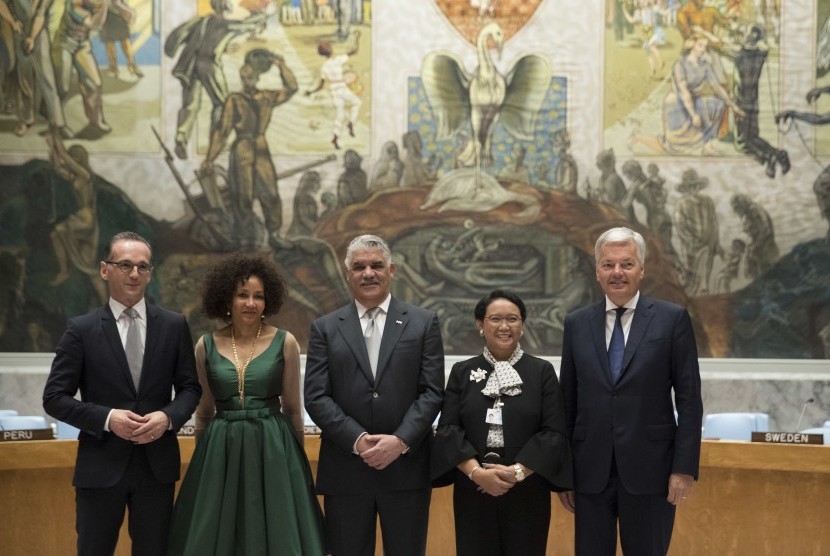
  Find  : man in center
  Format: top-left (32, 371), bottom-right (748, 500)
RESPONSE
top-left (304, 234), bottom-right (445, 555)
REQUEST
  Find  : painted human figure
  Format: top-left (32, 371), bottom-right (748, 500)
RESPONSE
top-left (716, 238), bottom-right (745, 293)
top-left (45, 126), bottom-right (106, 302)
top-left (336, 149), bottom-right (368, 207)
top-left (287, 170), bottom-right (321, 236)
top-left (662, 35), bottom-right (743, 155)
top-left (401, 130), bottom-right (439, 187)
top-left (621, 160), bottom-right (676, 263)
top-left (595, 148), bottom-right (626, 206)
top-left (305, 31), bottom-right (361, 149)
top-left (369, 140), bottom-right (404, 190)
top-left (676, 0), bottom-right (736, 138)
top-left (101, 0), bottom-right (142, 78)
top-left (165, 0), bottom-right (269, 159)
top-left (673, 169), bottom-right (722, 295)
top-left (730, 193), bottom-right (778, 279)
top-left (201, 52), bottom-right (298, 248)
top-left (57, 0), bottom-right (110, 132)
top-left (0, 0), bottom-right (72, 137)
top-left (552, 129), bottom-right (578, 194)
top-left (728, 25), bottom-right (789, 177)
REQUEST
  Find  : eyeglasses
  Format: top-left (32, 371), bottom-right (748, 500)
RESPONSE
top-left (484, 315), bottom-right (522, 325)
top-left (105, 260), bottom-right (153, 275)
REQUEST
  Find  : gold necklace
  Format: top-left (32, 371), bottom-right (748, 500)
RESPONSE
top-left (231, 320), bottom-right (262, 408)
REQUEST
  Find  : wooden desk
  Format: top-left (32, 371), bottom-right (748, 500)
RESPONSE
top-left (1, 439), bottom-right (828, 555)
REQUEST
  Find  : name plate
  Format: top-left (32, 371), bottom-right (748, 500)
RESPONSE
top-left (0, 429), bottom-right (54, 442)
top-left (751, 432), bottom-right (824, 445)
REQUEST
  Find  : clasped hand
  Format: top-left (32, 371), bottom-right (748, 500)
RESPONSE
top-left (358, 434), bottom-right (403, 470)
top-left (109, 409), bottom-right (169, 444)
top-left (472, 463), bottom-right (517, 497)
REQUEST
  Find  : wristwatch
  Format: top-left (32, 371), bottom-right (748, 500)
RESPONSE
top-left (513, 464), bottom-right (525, 482)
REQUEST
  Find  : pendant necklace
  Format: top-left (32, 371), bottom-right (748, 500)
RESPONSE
top-left (231, 320), bottom-right (263, 408)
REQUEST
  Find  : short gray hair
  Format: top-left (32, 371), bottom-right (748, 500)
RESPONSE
top-left (594, 227), bottom-right (645, 265)
top-left (344, 234), bottom-right (392, 268)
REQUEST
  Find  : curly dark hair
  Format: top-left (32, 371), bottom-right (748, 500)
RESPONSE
top-left (202, 253), bottom-right (286, 320)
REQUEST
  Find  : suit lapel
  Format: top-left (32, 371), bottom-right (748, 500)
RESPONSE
top-left (141, 304), bottom-right (159, 391)
top-left (100, 305), bottom-right (136, 393)
top-left (374, 298), bottom-right (407, 386)
top-left (621, 296), bottom-right (655, 380)
top-left (336, 304), bottom-right (375, 384)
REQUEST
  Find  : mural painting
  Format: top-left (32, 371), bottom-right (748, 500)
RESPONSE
top-left (0, 1), bottom-right (829, 360)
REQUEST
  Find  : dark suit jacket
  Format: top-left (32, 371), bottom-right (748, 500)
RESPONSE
top-left (43, 303), bottom-right (201, 489)
top-left (559, 295), bottom-right (703, 495)
top-left (304, 297), bottom-right (444, 495)
top-left (431, 354), bottom-right (573, 491)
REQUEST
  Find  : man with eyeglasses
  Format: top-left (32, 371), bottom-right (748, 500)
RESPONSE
top-left (557, 226), bottom-right (703, 555)
top-left (43, 231), bottom-right (201, 555)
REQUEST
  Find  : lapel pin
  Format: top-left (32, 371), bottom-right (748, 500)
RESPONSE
top-left (395, 320), bottom-right (403, 325)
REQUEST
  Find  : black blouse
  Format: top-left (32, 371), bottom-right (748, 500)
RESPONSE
top-left (431, 353), bottom-right (573, 491)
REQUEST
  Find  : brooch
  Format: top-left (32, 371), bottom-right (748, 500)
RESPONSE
top-left (470, 368), bottom-right (487, 383)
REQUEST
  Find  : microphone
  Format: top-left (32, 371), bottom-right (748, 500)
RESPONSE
top-left (793, 398), bottom-right (815, 432)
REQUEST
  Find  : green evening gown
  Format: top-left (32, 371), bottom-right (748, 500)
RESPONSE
top-left (168, 330), bottom-right (325, 555)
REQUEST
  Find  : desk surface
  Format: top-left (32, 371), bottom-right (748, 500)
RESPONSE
top-left (3, 437), bottom-right (827, 472)
top-left (2, 437), bottom-right (829, 556)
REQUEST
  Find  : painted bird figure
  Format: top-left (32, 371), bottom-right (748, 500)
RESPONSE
top-left (421, 21), bottom-right (551, 169)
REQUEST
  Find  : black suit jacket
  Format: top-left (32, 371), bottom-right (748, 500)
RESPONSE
top-left (43, 303), bottom-right (201, 488)
top-left (304, 297), bottom-right (444, 495)
top-left (559, 295), bottom-right (703, 495)
top-left (431, 354), bottom-right (573, 491)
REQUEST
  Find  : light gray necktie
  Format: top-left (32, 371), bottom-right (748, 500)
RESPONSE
top-left (123, 308), bottom-right (143, 389)
top-left (364, 307), bottom-right (381, 377)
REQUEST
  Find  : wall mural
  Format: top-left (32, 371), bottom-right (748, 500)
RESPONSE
top-left (0, 0), bottom-right (828, 360)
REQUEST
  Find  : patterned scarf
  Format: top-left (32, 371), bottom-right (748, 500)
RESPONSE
top-left (481, 344), bottom-right (524, 448)
top-left (481, 344), bottom-right (524, 398)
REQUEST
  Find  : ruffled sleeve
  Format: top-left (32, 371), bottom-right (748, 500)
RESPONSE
top-left (431, 360), bottom-right (479, 486)
top-left (514, 359), bottom-right (573, 491)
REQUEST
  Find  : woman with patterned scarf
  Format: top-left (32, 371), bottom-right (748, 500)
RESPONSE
top-left (432, 289), bottom-right (573, 556)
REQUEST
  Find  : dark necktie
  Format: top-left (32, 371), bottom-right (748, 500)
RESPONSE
top-left (123, 307), bottom-right (143, 389)
top-left (364, 307), bottom-right (381, 377)
top-left (608, 307), bottom-right (626, 384)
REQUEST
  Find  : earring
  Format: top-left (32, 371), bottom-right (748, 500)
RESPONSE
top-left (226, 311), bottom-right (231, 317)
top-left (479, 329), bottom-right (484, 337)
top-left (260, 314), bottom-right (265, 320)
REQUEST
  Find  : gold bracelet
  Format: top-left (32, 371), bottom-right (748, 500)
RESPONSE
top-left (467, 465), bottom-right (481, 481)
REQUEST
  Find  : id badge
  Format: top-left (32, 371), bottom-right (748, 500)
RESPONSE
top-left (485, 408), bottom-right (503, 425)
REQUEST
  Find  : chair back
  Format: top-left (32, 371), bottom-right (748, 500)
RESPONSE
top-left (56, 421), bottom-right (80, 440)
top-left (747, 412), bottom-right (770, 432)
top-left (703, 413), bottom-right (757, 441)
top-left (0, 415), bottom-right (49, 430)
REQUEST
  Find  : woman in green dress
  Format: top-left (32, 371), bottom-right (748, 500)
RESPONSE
top-left (169, 254), bottom-right (325, 555)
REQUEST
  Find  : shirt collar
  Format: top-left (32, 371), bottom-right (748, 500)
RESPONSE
top-left (355, 294), bottom-right (391, 318)
top-left (110, 297), bottom-right (147, 321)
top-left (605, 291), bottom-right (639, 312)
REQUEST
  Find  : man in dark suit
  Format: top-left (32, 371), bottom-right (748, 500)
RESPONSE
top-left (558, 226), bottom-right (703, 555)
top-left (305, 234), bottom-right (444, 556)
top-left (43, 231), bottom-right (201, 555)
